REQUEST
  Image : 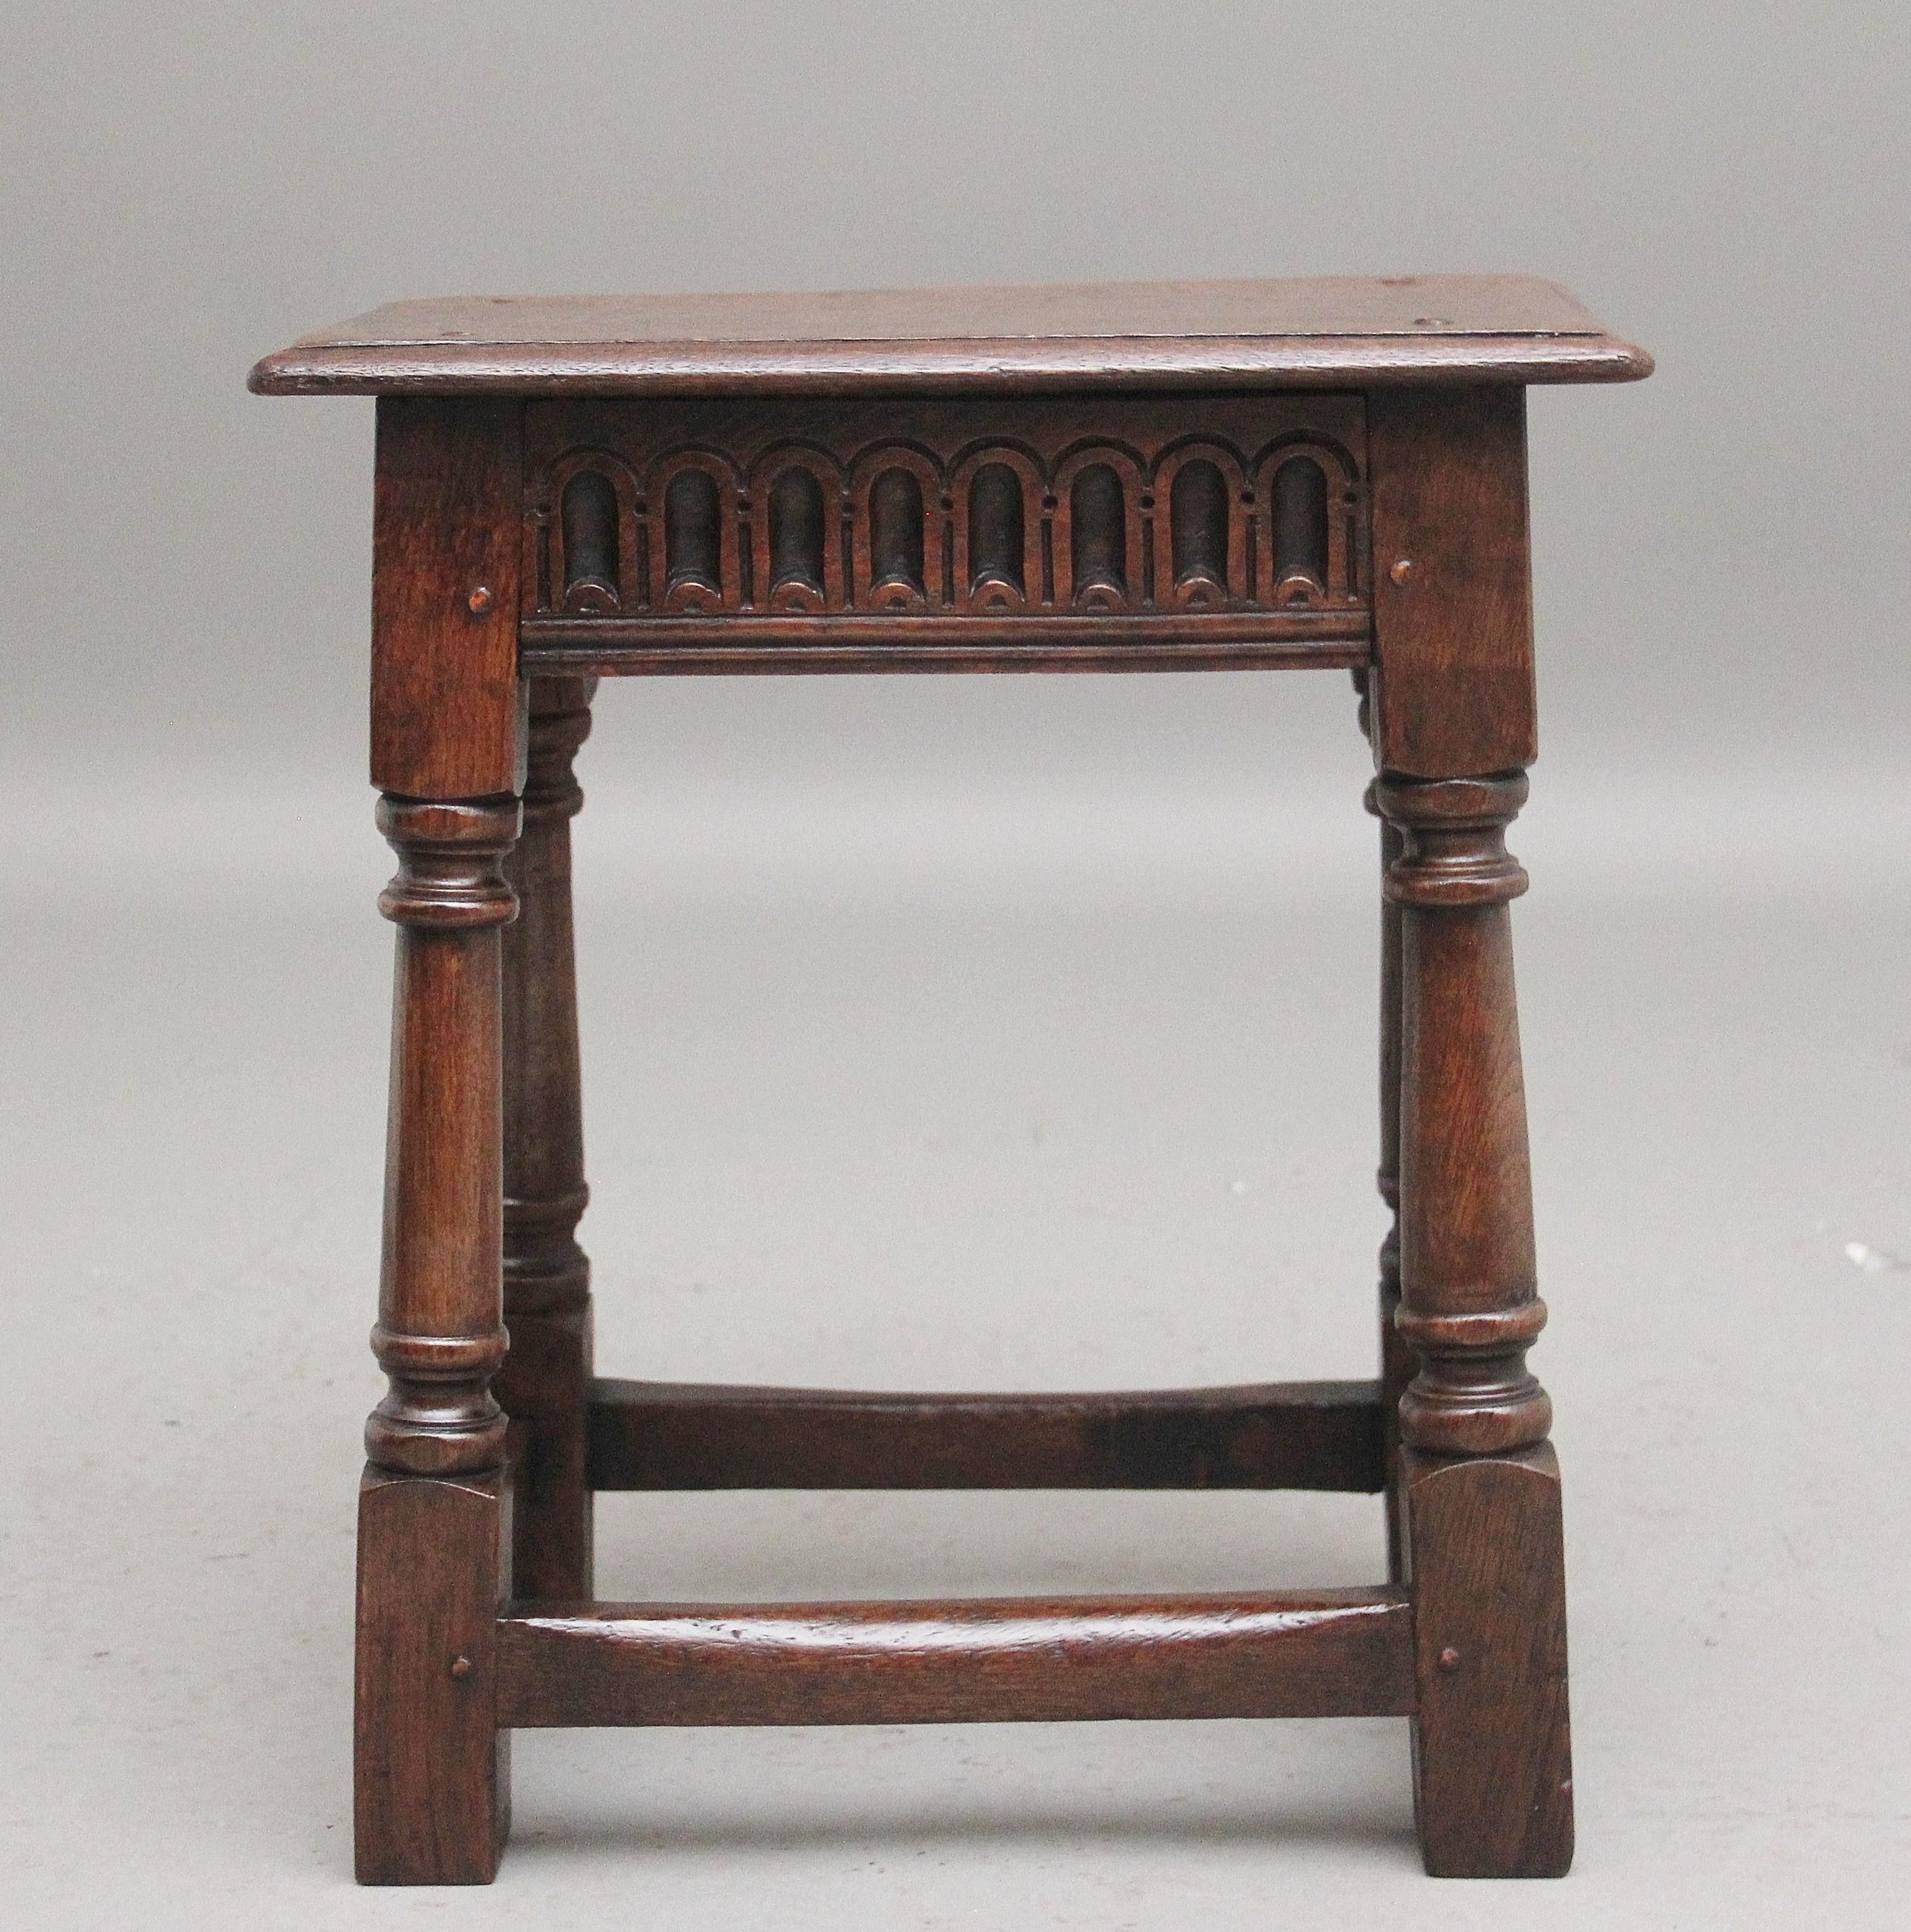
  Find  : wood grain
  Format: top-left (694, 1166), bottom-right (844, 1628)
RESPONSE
top-left (357, 800), bottom-right (519, 1879)
top-left (497, 1588), bottom-right (1415, 1728)
top-left (587, 1378), bottom-right (1387, 1493)
top-left (520, 622), bottom-right (1369, 677)
top-left (371, 398), bottom-right (525, 799)
top-left (365, 797), bottom-right (520, 1478)
top-left (246, 275), bottom-right (1649, 1880)
top-left (1358, 696), bottom-right (1414, 1580)
top-left (496, 679), bottom-right (595, 1599)
top-left (1382, 767), bottom-right (1573, 1878)
top-left (1404, 1444), bottom-right (1573, 1878)
top-left (249, 275), bottom-right (1651, 396)
top-left (517, 392), bottom-right (1369, 669)
top-left (355, 1469), bottom-right (510, 1885)
top-left (1366, 387), bottom-right (1536, 778)
top-left (1381, 774), bottom-right (1551, 1459)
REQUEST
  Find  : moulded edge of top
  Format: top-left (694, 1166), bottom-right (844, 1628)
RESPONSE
top-left (249, 278), bottom-right (1654, 396)
top-left (250, 335), bottom-right (1654, 396)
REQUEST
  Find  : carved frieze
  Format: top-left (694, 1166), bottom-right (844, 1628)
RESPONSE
top-left (519, 395), bottom-right (1371, 671)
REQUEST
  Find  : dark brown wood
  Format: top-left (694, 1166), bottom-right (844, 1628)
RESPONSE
top-left (251, 276), bottom-right (1645, 1883)
top-left (1377, 807), bottom-right (1412, 1581)
top-left (520, 619), bottom-right (1368, 677)
top-left (1356, 673), bottom-right (1413, 1582)
top-left (586, 1378), bottom-right (1386, 1494)
top-left (517, 392), bottom-right (1369, 673)
top-left (1380, 769), bottom-right (1572, 1877)
top-left (365, 796), bottom-right (520, 1476)
top-left (356, 794), bottom-right (520, 1882)
top-left (496, 1588), bottom-right (1414, 1728)
top-left (371, 399), bottom-right (525, 799)
top-left (1381, 773), bottom-right (1549, 1458)
top-left (355, 1469), bottom-right (510, 1884)
top-left (1366, 387), bottom-right (1536, 779)
top-left (1404, 1445), bottom-right (1573, 1877)
top-left (249, 276), bottom-right (1651, 396)
top-left (496, 678), bottom-right (595, 1598)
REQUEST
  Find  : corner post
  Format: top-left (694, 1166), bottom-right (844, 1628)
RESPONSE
top-left (356, 398), bottom-right (527, 1885)
top-left (1367, 387), bottom-right (1571, 1879)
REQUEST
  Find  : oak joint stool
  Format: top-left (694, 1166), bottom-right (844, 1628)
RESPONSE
top-left (250, 276), bottom-right (1650, 1883)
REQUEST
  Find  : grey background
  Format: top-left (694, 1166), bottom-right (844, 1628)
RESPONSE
top-left (4, 4), bottom-right (1908, 1925)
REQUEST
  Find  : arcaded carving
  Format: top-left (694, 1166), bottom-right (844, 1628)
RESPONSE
top-left (524, 396), bottom-right (1369, 637)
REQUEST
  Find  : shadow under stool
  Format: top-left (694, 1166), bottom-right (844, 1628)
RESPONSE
top-left (249, 275), bottom-right (1652, 1883)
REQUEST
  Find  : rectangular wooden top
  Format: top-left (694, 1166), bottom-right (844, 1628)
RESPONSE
top-left (250, 274), bottom-right (1649, 397)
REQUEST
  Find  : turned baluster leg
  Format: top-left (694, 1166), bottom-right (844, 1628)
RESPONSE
top-left (1378, 771), bottom-right (1571, 1878)
top-left (497, 676), bottom-right (596, 1600)
top-left (355, 796), bottom-right (520, 1885)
